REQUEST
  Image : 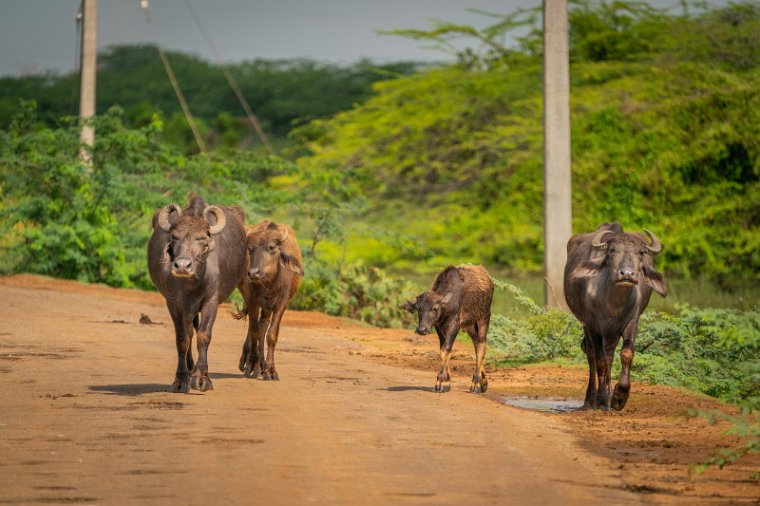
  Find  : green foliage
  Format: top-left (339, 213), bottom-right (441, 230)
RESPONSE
top-left (294, 1), bottom-right (760, 283)
top-left (0, 103), bottom-right (301, 288)
top-left (687, 409), bottom-right (759, 479)
top-left (488, 280), bottom-right (583, 363)
top-left (635, 306), bottom-right (760, 410)
top-left (0, 103), bottom-right (128, 285)
top-left (291, 258), bottom-right (417, 328)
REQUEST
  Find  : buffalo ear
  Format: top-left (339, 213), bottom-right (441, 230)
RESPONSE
top-left (643, 266), bottom-right (667, 297)
top-left (441, 292), bottom-right (453, 305)
top-left (402, 299), bottom-right (417, 313)
top-left (568, 257), bottom-right (605, 281)
top-left (280, 254), bottom-right (304, 277)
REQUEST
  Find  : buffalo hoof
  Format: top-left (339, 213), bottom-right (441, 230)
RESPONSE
top-left (611, 385), bottom-right (630, 411)
top-left (263, 371), bottom-right (279, 381)
top-left (190, 375), bottom-right (214, 392)
top-left (599, 403), bottom-right (611, 412)
top-left (169, 380), bottom-right (190, 394)
top-left (244, 363), bottom-right (261, 379)
top-left (434, 382), bottom-right (451, 393)
top-left (238, 357), bottom-right (246, 373)
top-left (470, 376), bottom-right (488, 393)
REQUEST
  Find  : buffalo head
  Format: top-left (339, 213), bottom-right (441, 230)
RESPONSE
top-left (570, 228), bottom-right (667, 297)
top-left (157, 203), bottom-right (226, 278)
top-left (245, 222), bottom-right (304, 283)
top-left (403, 291), bottom-right (453, 336)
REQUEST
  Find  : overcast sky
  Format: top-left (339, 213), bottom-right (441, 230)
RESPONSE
top-left (0, 0), bottom-right (729, 78)
top-left (0, 0), bottom-right (549, 77)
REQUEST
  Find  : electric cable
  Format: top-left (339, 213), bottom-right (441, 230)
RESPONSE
top-left (140, 0), bottom-right (208, 153)
top-left (183, 0), bottom-right (275, 154)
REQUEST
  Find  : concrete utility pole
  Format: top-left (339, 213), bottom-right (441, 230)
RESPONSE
top-left (79, 0), bottom-right (97, 158)
top-left (542, 0), bottom-right (572, 310)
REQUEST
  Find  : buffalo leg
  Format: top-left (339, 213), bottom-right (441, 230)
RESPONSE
top-left (581, 327), bottom-right (597, 409)
top-left (434, 321), bottom-right (459, 393)
top-left (168, 304), bottom-right (192, 393)
top-left (612, 321), bottom-right (638, 411)
top-left (476, 319), bottom-right (489, 393)
top-left (595, 339), bottom-right (617, 411)
top-left (184, 320), bottom-right (195, 372)
top-left (262, 306), bottom-right (286, 381)
top-left (253, 309), bottom-right (270, 378)
top-left (240, 302), bottom-right (262, 378)
top-left (433, 327), bottom-right (450, 392)
top-left (190, 301), bottom-right (218, 392)
top-left (239, 331), bottom-right (251, 373)
top-left (466, 322), bottom-right (488, 393)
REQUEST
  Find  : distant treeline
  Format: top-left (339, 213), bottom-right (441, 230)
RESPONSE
top-left (0, 46), bottom-right (426, 151)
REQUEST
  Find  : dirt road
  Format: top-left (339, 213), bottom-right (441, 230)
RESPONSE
top-left (0, 275), bottom-right (756, 505)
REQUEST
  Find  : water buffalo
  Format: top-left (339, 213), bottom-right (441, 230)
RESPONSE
top-left (236, 220), bottom-right (304, 380)
top-left (147, 196), bottom-right (247, 393)
top-left (404, 265), bottom-right (494, 393)
top-left (564, 223), bottom-right (667, 411)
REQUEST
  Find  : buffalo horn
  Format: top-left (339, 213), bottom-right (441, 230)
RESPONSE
top-left (203, 206), bottom-right (226, 235)
top-left (158, 204), bottom-right (182, 232)
top-left (280, 226), bottom-right (288, 243)
top-left (643, 229), bottom-right (662, 254)
top-left (591, 229), bottom-right (612, 250)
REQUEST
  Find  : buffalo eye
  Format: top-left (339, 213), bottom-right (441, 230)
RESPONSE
top-left (267, 244), bottom-right (277, 254)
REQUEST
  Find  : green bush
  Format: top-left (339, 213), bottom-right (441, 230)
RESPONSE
top-left (635, 307), bottom-right (760, 410)
top-left (0, 104), bottom-right (305, 288)
top-left (291, 258), bottom-right (417, 328)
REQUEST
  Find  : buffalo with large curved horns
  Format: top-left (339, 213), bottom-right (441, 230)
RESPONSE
top-left (147, 195), bottom-right (247, 393)
top-left (564, 222), bottom-right (667, 411)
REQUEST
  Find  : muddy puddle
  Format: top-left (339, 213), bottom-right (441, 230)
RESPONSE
top-left (499, 396), bottom-right (583, 413)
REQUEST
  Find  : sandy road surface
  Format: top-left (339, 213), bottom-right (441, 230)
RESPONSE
top-left (0, 275), bottom-right (647, 505)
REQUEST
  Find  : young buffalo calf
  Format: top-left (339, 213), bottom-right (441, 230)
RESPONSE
top-left (404, 265), bottom-right (494, 393)
top-left (236, 220), bottom-right (304, 380)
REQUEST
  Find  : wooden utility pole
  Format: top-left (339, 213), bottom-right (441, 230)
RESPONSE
top-left (79, 0), bottom-right (97, 158)
top-left (542, 0), bottom-right (572, 310)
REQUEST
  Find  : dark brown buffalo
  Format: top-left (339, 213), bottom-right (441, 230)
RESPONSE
top-left (564, 222), bottom-right (667, 411)
top-left (147, 196), bottom-right (246, 393)
top-left (236, 220), bottom-right (304, 380)
top-left (404, 265), bottom-right (494, 393)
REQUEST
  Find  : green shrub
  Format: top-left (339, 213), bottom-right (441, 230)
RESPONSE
top-left (635, 307), bottom-right (760, 410)
top-left (291, 257), bottom-right (417, 328)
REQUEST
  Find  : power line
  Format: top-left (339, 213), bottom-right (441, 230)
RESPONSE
top-left (140, 0), bottom-right (208, 154)
top-left (183, 0), bottom-right (275, 155)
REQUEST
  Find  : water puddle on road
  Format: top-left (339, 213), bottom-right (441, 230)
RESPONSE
top-left (499, 396), bottom-right (583, 413)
